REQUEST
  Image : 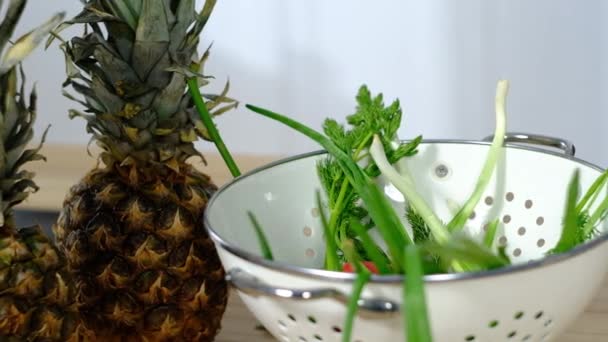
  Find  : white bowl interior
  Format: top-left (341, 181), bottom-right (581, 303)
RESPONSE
top-left (206, 142), bottom-right (607, 269)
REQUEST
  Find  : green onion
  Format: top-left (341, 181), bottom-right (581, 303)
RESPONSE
top-left (582, 190), bottom-right (608, 239)
top-left (483, 219), bottom-right (499, 249)
top-left (349, 218), bottom-right (393, 274)
top-left (247, 211), bottom-right (274, 260)
top-left (188, 77), bottom-right (241, 178)
top-left (422, 235), bottom-right (510, 272)
top-left (576, 169), bottom-right (608, 213)
top-left (447, 80), bottom-right (508, 233)
top-left (343, 270), bottom-right (370, 342)
top-left (370, 135), bottom-right (449, 244)
top-left (403, 245), bottom-right (433, 342)
top-left (551, 170), bottom-right (581, 254)
top-left (316, 191), bottom-right (340, 271)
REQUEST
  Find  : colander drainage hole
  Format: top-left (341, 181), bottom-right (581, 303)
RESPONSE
top-left (288, 314), bottom-right (297, 322)
top-left (507, 331), bottom-right (517, 338)
top-left (307, 315), bottom-right (317, 324)
top-left (488, 320), bottom-right (499, 328)
top-left (464, 335), bottom-right (476, 341)
top-left (305, 248), bottom-right (316, 258)
top-left (499, 236), bottom-right (508, 246)
top-left (521, 334), bottom-right (532, 341)
top-left (278, 320), bottom-right (287, 331)
top-left (544, 319), bottom-right (553, 327)
top-left (514, 311), bottom-right (524, 320)
top-left (485, 196), bottom-right (494, 205)
top-left (299, 337), bottom-right (308, 342)
top-left (332, 326), bottom-right (342, 333)
top-left (314, 334), bottom-right (323, 341)
top-left (534, 311), bottom-right (544, 319)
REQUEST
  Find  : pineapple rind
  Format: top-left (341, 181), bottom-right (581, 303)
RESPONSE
top-left (0, 2), bottom-right (84, 340)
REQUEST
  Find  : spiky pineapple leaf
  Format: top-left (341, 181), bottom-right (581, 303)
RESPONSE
top-left (105, 0), bottom-right (138, 30)
top-left (0, 0), bottom-right (27, 56)
top-left (132, 0), bottom-right (170, 80)
top-left (0, 12), bottom-right (65, 74)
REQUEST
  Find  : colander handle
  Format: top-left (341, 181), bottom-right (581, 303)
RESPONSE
top-left (483, 132), bottom-right (576, 156)
top-left (226, 268), bottom-right (399, 314)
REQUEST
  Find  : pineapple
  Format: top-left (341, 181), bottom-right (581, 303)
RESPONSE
top-left (52, 1), bottom-right (237, 340)
top-left (0, 3), bottom-right (86, 341)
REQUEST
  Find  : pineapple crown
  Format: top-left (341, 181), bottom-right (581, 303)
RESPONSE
top-left (0, 1), bottom-right (63, 225)
top-left (51, 0), bottom-right (237, 171)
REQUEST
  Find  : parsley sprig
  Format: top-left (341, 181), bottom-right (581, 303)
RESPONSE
top-left (316, 85), bottom-right (421, 271)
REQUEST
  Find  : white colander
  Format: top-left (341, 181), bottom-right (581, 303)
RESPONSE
top-left (205, 133), bottom-right (608, 342)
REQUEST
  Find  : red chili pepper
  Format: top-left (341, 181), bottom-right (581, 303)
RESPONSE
top-left (342, 261), bottom-right (379, 274)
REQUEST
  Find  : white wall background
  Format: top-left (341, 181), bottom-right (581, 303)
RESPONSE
top-left (16, 1), bottom-right (608, 167)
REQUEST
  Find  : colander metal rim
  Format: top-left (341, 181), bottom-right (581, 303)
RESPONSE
top-left (204, 139), bottom-right (608, 283)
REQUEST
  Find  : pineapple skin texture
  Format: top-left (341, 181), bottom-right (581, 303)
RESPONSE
top-left (0, 4), bottom-right (84, 339)
top-left (54, 164), bottom-right (228, 341)
top-left (0, 226), bottom-right (87, 341)
top-left (53, 1), bottom-right (240, 339)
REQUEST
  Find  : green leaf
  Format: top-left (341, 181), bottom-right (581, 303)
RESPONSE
top-left (349, 217), bottom-right (392, 274)
top-left (124, 0), bottom-right (143, 18)
top-left (582, 194), bottom-right (608, 240)
top-left (342, 271), bottom-right (370, 342)
top-left (323, 118), bottom-right (350, 151)
top-left (88, 33), bottom-right (142, 89)
top-left (370, 135), bottom-right (448, 244)
top-left (483, 219), bottom-right (499, 249)
top-left (165, 65), bottom-right (212, 80)
top-left (403, 245), bottom-right (433, 342)
top-left (406, 205), bottom-right (431, 244)
top-left (422, 235), bottom-right (510, 271)
top-left (153, 72), bottom-right (187, 119)
top-left (447, 81), bottom-right (508, 232)
top-left (205, 79), bottom-right (239, 112)
top-left (210, 101), bottom-right (238, 118)
top-left (246, 103), bottom-right (411, 271)
top-left (392, 136), bottom-right (422, 160)
top-left (316, 190), bottom-right (340, 271)
top-left (247, 211), bottom-right (274, 260)
top-left (0, 0), bottom-right (26, 55)
top-left (188, 77), bottom-right (240, 177)
top-left (0, 12), bottom-right (65, 74)
top-left (189, 0), bottom-right (217, 40)
top-left (10, 125), bottom-right (49, 177)
top-left (551, 169), bottom-right (581, 254)
top-left (576, 169), bottom-right (608, 213)
top-left (106, 0), bottom-right (138, 30)
top-left (170, 0), bottom-right (196, 53)
top-left (132, 0), bottom-right (170, 79)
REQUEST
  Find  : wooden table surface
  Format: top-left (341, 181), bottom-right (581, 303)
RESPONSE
top-left (25, 144), bottom-right (608, 342)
